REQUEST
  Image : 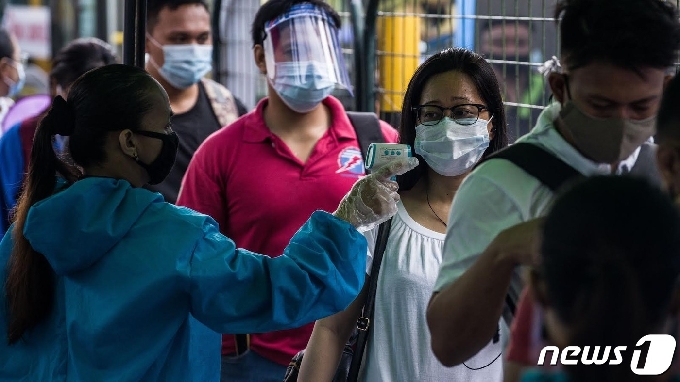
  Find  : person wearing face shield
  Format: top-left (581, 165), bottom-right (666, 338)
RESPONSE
top-left (143, 0), bottom-right (248, 205)
top-left (425, 0), bottom-right (677, 373)
top-left (175, 1), bottom-right (399, 381)
top-left (0, 63), bottom-right (418, 381)
top-left (0, 28), bottom-right (25, 134)
top-left (297, 47), bottom-right (510, 382)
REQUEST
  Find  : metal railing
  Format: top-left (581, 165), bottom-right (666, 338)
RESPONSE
top-left (119, 0), bottom-right (680, 138)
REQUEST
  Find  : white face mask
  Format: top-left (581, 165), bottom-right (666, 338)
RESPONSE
top-left (414, 117), bottom-right (492, 176)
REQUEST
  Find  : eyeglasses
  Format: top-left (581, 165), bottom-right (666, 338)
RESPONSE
top-left (412, 104), bottom-right (490, 126)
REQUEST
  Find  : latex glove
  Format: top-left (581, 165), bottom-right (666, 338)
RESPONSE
top-left (333, 157), bottom-right (419, 232)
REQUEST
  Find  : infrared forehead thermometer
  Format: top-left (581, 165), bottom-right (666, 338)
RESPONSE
top-left (365, 143), bottom-right (413, 180)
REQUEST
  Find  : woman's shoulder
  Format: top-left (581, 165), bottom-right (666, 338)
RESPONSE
top-left (151, 203), bottom-right (219, 234)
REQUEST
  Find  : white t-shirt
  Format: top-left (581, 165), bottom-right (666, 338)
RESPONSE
top-left (433, 102), bottom-right (641, 294)
top-left (361, 200), bottom-right (503, 382)
top-left (430, 102), bottom-right (643, 373)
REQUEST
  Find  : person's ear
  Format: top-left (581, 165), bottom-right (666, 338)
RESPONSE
top-left (488, 120), bottom-right (496, 140)
top-left (548, 72), bottom-right (566, 104)
top-left (0, 57), bottom-right (12, 78)
top-left (118, 129), bottom-right (138, 160)
top-left (664, 75), bottom-right (674, 91)
top-left (253, 45), bottom-right (267, 75)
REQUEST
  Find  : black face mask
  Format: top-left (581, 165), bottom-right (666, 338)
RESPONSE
top-left (134, 130), bottom-right (179, 185)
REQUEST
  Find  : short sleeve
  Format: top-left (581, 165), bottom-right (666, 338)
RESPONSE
top-left (433, 170), bottom-right (524, 293)
top-left (177, 146), bottom-right (228, 233)
top-left (378, 120), bottom-right (400, 143)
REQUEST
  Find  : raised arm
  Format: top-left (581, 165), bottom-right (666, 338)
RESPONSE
top-left (189, 158), bottom-right (418, 334)
top-left (426, 173), bottom-right (542, 366)
top-left (189, 210), bottom-right (368, 334)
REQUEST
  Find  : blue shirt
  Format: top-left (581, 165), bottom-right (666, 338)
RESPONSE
top-left (0, 177), bottom-right (367, 381)
top-left (0, 121), bottom-right (24, 234)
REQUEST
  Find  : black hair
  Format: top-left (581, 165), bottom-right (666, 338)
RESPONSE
top-left (656, 75), bottom-right (680, 145)
top-left (50, 37), bottom-right (118, 90)
top-left (147, 0), bottom-right (209, 33)
top-left (5, 64), bottom-right (164, 344)
top-left (251, 0), bottom-right (341, 47)
top-left (0, 28), bottom-right (14, 60)
top-left (555, 0), bottom-right (680, 72)
top-left (397, 47), bottom-right (509, 190)
top-left (540, 176), bottom-right (680, 382)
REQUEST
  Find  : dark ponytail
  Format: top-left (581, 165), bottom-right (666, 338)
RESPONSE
top-left (5, 96), bottom-right (81, 344)
top-left (4, 64), bottom-right (164, 343)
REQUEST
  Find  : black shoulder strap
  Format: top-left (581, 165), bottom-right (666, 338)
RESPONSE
top-left (347, 218), bottom-right (392, 381)
top-left (479, 143), bottom-right (582, 327)
top-left (347, 111), bottom-right (384, 174)
top-left (628, 142), bottom-right (663, 188)
top-left (479, 142), bottom-right (583, 192)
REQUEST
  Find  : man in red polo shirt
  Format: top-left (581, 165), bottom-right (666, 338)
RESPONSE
top-left (176, 1), bottom-right (398, 381)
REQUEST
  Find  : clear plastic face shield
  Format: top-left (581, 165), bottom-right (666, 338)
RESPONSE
top-left (263, 3), bottom-right (352, 95)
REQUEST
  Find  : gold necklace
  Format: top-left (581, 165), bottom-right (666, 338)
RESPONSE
top-left (426, 187), bottom-right (447, 228)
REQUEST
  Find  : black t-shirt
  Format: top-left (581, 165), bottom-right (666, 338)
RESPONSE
top-left (146, 81), bottom-right (220, 204)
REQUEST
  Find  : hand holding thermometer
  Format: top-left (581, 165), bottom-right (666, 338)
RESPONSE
top-left (365, 143), bottom-right (413, 180)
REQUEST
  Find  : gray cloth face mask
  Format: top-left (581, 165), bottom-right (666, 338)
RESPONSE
top-left (558, 101), bottom-right (656, 164)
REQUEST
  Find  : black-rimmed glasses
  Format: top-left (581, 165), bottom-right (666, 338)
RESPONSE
top-left (412, 104), bottom-right (490, 126)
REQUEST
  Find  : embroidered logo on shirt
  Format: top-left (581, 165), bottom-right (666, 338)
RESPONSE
top-left (336, 147), bottom-right (365, 176)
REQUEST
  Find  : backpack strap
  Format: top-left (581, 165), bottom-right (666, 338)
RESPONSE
top-left (346, 111), bottom-right (385, 174)
top-left (201, 78), bottom-right (239, 128)
top-left (478, 143), bottom-right (583, 326)
top-left (479, 142), bottom-right (584, 192)
top-left (628, 142), bottom-right (663, 188)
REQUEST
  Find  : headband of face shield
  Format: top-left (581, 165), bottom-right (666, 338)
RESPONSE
top-left (263, 4), bottom-right (352, 112)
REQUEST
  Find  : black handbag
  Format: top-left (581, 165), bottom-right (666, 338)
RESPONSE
top-left (283, 219), bottom-right (393, 382)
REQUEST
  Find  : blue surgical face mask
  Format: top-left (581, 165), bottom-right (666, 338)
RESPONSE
top-left (148, 36), bottom-right (212, 90)
top-left (5, 62), bottom-right (25, 98)
top-left (270, 61), bottom-right (336, 113)
top-left (414, 117), bottom-right (492, 176)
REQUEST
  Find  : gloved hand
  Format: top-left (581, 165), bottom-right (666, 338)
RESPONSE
top-left (333, 157), bottom-right (419, 232)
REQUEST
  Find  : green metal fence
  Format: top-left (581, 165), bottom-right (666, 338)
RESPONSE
top-left (337, 0), bottom-right (680, 140)
top-left (344, 0), bottom-right (560, 140)
top-left (212, 0), bottom-right (680, 139)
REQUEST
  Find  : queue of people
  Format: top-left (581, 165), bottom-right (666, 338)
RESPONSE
top-left (1, 0), bottom-right (680, 381)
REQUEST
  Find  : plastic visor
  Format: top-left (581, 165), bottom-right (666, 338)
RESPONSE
top-left (263, 3), bottom-right (352, 94)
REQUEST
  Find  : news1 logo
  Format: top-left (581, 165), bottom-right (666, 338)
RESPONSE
top-left (537, 335), bottom-right (677, 375)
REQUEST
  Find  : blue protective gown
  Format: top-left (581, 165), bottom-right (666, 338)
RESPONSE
top-left (0, 177), bottom-right (367, 381)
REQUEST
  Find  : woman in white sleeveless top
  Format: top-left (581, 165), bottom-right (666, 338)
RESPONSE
top-left (298, 47), bottom-right (510, 382)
